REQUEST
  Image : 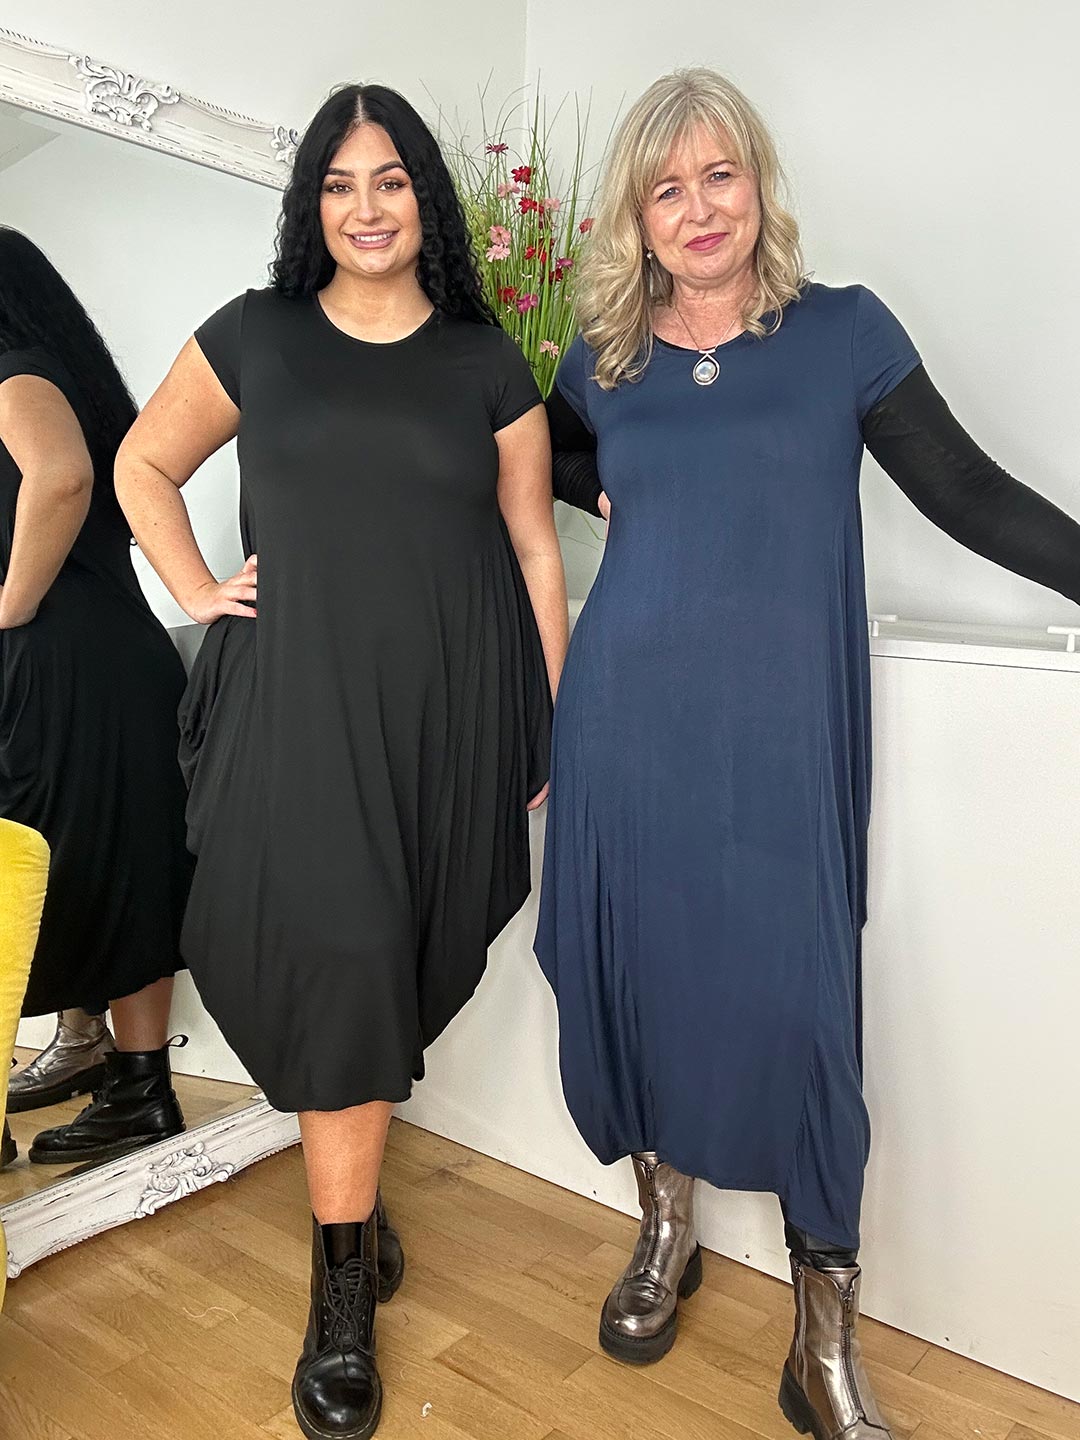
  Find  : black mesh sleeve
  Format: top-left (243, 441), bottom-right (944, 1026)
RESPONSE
top-left (862, 364), bottom-right (1080, 606)
top-left (546, 382), bottom-right (603, 517)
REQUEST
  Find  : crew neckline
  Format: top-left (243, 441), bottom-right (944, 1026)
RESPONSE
top-left (652, 329), bottom-right (755, 356)
top-left (313, 295), bottom-right (439, 347)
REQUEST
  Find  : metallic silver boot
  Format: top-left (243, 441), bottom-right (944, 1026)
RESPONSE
top-left (779, 1258), bottom-right (893, 1440)
top-left (599, 1151), bottom-right (702, 1364)
top-left (7, 1009), bottom-right (114, 1114)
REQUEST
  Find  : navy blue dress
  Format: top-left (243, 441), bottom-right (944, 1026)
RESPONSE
top-left (535, 284), bottom-right (921, 1248)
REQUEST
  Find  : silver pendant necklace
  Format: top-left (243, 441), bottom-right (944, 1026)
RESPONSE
top-left (672, 303), bottom-right (741, 386)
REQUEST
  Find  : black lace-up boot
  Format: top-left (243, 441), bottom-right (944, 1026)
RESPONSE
top-left (292, 1211), bottom-right (382, 1440)
top-left (28, 1040), bottom-right (186, 1165)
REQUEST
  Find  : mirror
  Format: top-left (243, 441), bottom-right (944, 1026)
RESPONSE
top-left (0, 80), bottom-right (300, 1275)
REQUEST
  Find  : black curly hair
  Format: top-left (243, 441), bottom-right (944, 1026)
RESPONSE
top-left (0, 227), bottom-right (137, 482)
top-left (271, 83), bottom-right (496, 327)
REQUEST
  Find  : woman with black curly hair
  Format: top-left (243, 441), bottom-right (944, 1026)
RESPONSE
top-left (116, 84), bottom-right (566, 1440)
top-left (0, 228), bottom-right (191, 1171)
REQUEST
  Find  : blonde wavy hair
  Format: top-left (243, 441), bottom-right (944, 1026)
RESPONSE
top-left (577, 68), bottom-right (806, 390)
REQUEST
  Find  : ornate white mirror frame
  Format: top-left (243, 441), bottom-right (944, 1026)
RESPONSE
top-left (0, 25), bottom-right (296, 190)
top-left (0, 27), bottom-right (303, 1278)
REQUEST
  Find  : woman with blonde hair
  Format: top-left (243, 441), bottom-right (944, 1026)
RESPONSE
top-left (538, 67), bottom-right (1080, 1440)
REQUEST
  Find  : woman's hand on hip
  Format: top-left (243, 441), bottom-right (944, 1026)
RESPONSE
top-left (185, 554), bottom-right (257, 624)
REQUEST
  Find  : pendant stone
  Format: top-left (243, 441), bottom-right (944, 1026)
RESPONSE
top-left (693, 354), bottom-right (720, 386)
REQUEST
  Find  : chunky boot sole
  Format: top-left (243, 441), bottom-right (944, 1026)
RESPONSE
top-left (6, 1062), bottom-right (108, 1114)
top-left (28, 1126), bottom-right (184, 1166)
top-left (291, 1380), bottom-right (382, 1440)
top-left (598, 1243), bottom-right (703, 1365)
top-left (779, 1363), bottom-right (830, 1440)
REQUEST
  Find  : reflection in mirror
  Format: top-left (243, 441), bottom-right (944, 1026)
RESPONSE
top-left (0, 99), bottom-right (285, 1227)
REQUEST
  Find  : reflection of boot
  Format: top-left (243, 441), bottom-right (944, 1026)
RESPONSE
top-left (292, 1212), bottom-right (382, 1440)
top-left (599, 1151), bottom-right (702, 1364)
top-left (1, 1120), bottom-right (15, 1169)
top-left (374, 1191), bottom-right (405, 1303)
top-left (8, 1009), bottom-right (114, 1113)
top-left (28, 1044), bottom-right (185, 1165)
top-left (779, 1255), bottom-right (893, 1440)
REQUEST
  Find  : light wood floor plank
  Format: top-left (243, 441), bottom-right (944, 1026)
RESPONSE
top-left (0, 1378), bottom-right (76, 1440)
top-left (909, 1353), bottom-right (1080, 1440)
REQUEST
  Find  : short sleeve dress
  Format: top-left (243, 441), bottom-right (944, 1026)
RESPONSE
top-left (0, 348), bottom-right (192, 1015)
top-left (180, 289), bottom-right (550, 1113)
top-left (535, 284), bottom-right (921, 1249)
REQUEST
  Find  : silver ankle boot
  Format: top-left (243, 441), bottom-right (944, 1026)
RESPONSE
top-left (599, 1151), bottom-right (702, 1364)
top-left (7, 1009), bottom-right (115, 1114)
top-left (779, 1258), bottom-right (892, 1440)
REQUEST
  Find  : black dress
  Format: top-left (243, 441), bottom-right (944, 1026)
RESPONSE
top-left (181, 290), bottom-right (550, 1112)
top-left (0, 348), bottom-right (192, 1015)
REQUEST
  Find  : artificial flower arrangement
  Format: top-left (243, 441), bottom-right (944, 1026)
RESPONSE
top-left (444, 95), bottom-right (595, 398)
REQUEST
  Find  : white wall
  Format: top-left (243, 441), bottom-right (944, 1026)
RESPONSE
top-left (1, 0), bottom-right (526, 133)
top-left (529, 0), bottom-right (1080, 629)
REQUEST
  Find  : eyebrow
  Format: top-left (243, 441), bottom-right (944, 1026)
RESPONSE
top-left (652, 159), bottom-right (737, 188)
top-left (324, 160), bottom-right (408, 178)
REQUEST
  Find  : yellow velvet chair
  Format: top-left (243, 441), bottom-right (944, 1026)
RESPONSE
top-left (0, 818), bottom-right (50, 1309)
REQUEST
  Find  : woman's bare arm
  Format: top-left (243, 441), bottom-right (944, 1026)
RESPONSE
top-left (115, 338), bottom-right (256, 622)
top-left (0, 375), bottom-right (94, 628)
top-left (496, 403), bottom-right (569, 804)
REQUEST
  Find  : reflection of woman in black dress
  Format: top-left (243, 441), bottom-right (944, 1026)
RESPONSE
top-left (0, 229), bottom-right (191, 1169)
top-left (117, 86), bottom-right (567, 1440)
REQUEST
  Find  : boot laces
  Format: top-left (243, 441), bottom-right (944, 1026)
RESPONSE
top-left (324, 1256), bottom-right (379, 1354)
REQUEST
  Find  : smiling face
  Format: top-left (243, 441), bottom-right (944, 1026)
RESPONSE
top-left (319, 121), bottom-right (423, 282)
top-left (641, 122), bottom-right (762, 294)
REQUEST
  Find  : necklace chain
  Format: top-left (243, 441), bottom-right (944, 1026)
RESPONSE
top-left (671, 303), bottom-right (741, 387)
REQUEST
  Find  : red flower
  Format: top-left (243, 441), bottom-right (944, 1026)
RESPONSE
top-left (512, 165), bottom-right (532, 185)
top-left (519, 197), bottom-right (539, 214)
top-left (497, 285), bottom-right (518, 303)
top-left (485, 142), bottom-right (509, 154)
top-left (579, 217), bottom-right (594, 233)
top-left (524, 245), bottom-right (536, 260)
top-left (524, 245), bottom-right (548, 264)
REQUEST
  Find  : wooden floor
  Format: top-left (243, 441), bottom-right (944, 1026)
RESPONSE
top-left (1, 1048), bottom-right (260, 1204)
top-left (1, 1118), bottom-right (1078, 1440)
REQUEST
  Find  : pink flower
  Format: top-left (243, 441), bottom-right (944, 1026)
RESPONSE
top-left (488, 224), bottom-right (511, 244)
top-left (579, 217), bottom-right (594, 233)
top-left (539, 340), bottom-right (560, 357)
top-left (516, 293), bottom-right (539, 313)
top-left (496, 182), bottom-right (520, 199)
top-left (485, 242), bottom-right (510, 262)
top-left (555, 256), bottom-right (573, 271)
top-left (485, 142), bottom-right (509, 154)
top-left (542, 197), bottom-right (561, 212)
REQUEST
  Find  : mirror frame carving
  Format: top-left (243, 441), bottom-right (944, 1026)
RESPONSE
top-left (0, 25), bottom-right (294, 189)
